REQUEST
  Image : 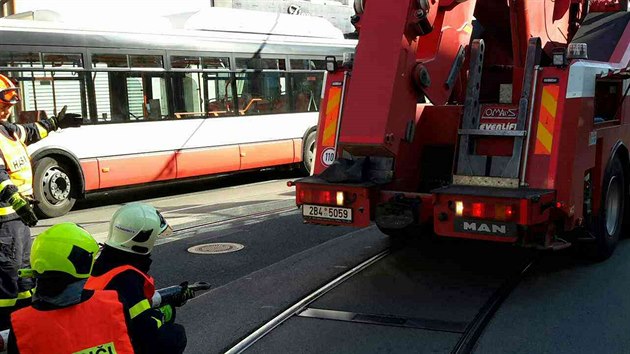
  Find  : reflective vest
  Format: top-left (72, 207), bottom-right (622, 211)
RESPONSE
top-left (11, 290), bottom-right (135, 354)
top-left (85, 265), bottom-right (156, 319)
top-left (0, 131), bottom-right (32, 196)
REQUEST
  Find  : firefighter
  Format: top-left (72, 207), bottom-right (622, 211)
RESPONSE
top-left (0, 73), bottom-right (82, 329)
top-left (7, 222), bottom-right (135, 354)
top-left (86, 202), bottom-right (188, 354)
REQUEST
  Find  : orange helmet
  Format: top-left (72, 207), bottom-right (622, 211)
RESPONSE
top-left (0, 74), bottom-right (20, 105)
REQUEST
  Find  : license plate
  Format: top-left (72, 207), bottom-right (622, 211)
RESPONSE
top-left (302, 204), bottom-right (352, 222)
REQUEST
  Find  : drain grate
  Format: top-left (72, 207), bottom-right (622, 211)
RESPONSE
top-left (187, 243), bottom-right (245, 254)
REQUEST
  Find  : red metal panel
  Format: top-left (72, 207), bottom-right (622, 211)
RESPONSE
top-left (239, 140), bottom-right (294, 170)
top-left (296, 182), bottom-right (373, 228)
top-left (98, 152), bottom-right (177, 189)
top-left (338, 1), bottom-right (419, 157)
top-left (176, 146), bottom-right (240, 179)
top-left (79, 159), bottom-right (100, 191)
top-left (416, 0), bottom-right (476, 105)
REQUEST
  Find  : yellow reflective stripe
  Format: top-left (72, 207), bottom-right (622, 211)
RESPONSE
top-left (16, 125), bottom-right (26, 143)
top-left (0, 298), bottom-right (17, 307)
top-left (0, 206), bottom-right (15, 215)
top-left (0, 179), bottom-right (13, 193)
top-left (17, 289), bottom-right (33, 299)
top-left (35, 122), bottom-right (48, 139)
top-left (151, 316), bottom-right (164, 329)
top-left (129, 299), bottom-right (151, 319)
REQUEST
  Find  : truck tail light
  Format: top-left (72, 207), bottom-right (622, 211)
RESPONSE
top-left (495, 205), bottom-right (516, 221)
top-left (452, 200), bottom-right (517, 221)
top-left (455, 201), bottom-right (464, 216)
top-left (298, 189), bottom-right (352, 206)
top-left (472, 203), bottom-right (484, 218)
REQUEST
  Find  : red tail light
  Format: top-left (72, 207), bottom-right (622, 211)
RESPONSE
top-left (297, 188), bottom-right (353, 207)
top-left (472, 203), bottom-right (484, 218)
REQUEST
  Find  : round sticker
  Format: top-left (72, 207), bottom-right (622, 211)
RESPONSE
top-left (321, 147), bottom-right (336, 166)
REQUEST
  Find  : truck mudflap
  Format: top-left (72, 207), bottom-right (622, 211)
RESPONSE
top-left (432, 185), bottom-right (556, 242)
top-left (292, 176), bottom-right (375, 228)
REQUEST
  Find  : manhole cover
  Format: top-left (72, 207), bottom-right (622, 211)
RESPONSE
top-left (187, 243), bottom-right (244, 254)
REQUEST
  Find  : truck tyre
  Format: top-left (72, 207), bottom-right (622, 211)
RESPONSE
top-left (302, 131), bottom-right (317, 175)
top-left (589, 157), bottom-right (625, 261)
top-left (33, 157), bottom-right (76, 218)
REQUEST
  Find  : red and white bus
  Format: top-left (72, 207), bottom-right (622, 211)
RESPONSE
top-left (0, 8), bottom-right (357, 217)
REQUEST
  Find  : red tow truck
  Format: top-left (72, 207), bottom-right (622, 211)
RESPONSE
top-left (291, 0), bottom-right (630, 260)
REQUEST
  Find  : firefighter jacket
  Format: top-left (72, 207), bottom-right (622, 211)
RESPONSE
top-left (9, 290), bottom-right (135, 354)
top-left (0, 119), bottom-right (56, 222)
top-left (89, 245), bottom-right (187, 354)
top-left (85, 264), bottom-right (156, 319)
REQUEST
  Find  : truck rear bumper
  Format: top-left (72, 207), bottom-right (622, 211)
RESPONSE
top-left (294, 176), bottom-right (375, 228)
top-left (432, 185), bottom-right (556, 243)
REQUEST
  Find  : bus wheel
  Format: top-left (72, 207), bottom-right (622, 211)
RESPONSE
top-left (302, 131), bottom-right (317, 175)
top-left (588, 157), bottom-right (625, 261)
top-left (33, 157), bottom-right (76, 218)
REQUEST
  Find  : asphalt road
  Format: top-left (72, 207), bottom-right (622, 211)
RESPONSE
top-left (29, 169), bottom-right (630, 354)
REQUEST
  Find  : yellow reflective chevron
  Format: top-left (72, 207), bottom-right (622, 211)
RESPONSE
top-left (35, 122), bottom-right (48, 139)
top-left (0, 298), bottom-right (16, 307)
top-left (151, 316), bottom-right (164, 329)
top-left (129, 299), bottom-right (151, 319)
top-left (17, 289), bottom-right (33, 299)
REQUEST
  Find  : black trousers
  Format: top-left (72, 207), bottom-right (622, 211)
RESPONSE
top-left (0, 219), bottom-right (33, 330)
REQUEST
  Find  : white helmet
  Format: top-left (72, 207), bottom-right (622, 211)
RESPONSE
top-left (106, 202), bottom-right (173, 255)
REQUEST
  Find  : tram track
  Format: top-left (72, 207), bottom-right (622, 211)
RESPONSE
top-left (223, 241), bottom-right (540, 354)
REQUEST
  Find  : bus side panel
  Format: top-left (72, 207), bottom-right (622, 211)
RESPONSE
top-left (176, 146), bottom-right (241, 179)
top-left (293, 138), bottom-right (303, 163)
top-left (240, 140), bottom-right (295, 170)
top-left (80, 159), bottom-right (100, 192)
top-left (98, 152), bottom-right (177, 189)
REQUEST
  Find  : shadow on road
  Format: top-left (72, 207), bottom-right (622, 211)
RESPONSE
top-left (74, 169), bottom-right (304, 211)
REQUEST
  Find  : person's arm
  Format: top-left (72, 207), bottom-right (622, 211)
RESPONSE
top-left (1, 119), bottom-right (55, 146)
top-left (2, 109), bottom-right (82, 146)
top-left (109, 272), bottom-right (183, 354)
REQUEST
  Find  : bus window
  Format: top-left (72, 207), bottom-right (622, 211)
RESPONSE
top-left (0, 52), bottom-right (41, 68)
top-left (92, 71), bottom-right (113, 122)
top-left (204, 72), bottom-right (235, 117)
top-left (289, 59), bottom-right (326, 71)
top-left (289, 72), bottom-right (324, 113)
top-left (235, 71), bottom-right (289, 115)
top-left (93, 72), bottom-right (168, 122)
top-left (125, 73), bottom-right (168, 121)
top-left (6, 70), bottom-right (88, 122)
top-left (171, 71), bottom-right (205, 118)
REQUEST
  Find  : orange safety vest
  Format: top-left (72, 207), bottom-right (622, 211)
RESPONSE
top-left (85, 265), bottom-right (155, 301)
top-left (11, 290), bottom-right (135, 354)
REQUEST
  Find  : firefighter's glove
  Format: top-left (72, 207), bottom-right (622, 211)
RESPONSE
top-left (172, 281), bottom-right (196, 307)
top-left (158, 304), bottom-right (175, 323)
top-left (9, 193), bottom-right (37, 227)
top-left (51, 113), bottom-right (82, 130)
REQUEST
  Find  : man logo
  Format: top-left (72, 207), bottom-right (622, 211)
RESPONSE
top-left (463, 221), bottom-right (507, 234)
top-left (454, 218), bottom-right (516, 237)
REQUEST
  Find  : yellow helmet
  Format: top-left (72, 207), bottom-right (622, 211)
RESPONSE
top-left (0, 74), bottom-right (19, 105)
top-left (30, 223), bottom-right (99, 279)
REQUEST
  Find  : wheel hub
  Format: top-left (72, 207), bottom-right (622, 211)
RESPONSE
top-left (43, 168), bottom-right (71, 203)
